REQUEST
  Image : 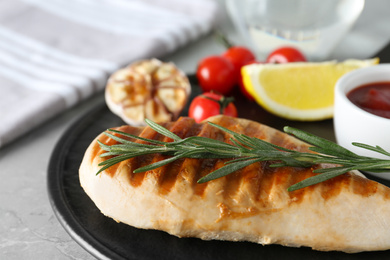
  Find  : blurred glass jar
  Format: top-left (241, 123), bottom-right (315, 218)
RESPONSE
top-left (225, 0), bottom-right (365, 61)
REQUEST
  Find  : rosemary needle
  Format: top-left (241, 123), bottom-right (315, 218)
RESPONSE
top-left (97, 120), bottom-right (390, 191)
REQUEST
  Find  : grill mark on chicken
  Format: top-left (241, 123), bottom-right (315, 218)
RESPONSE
top-left (214, 117), bottom-right (245, 202)
top-left (255, 164), bottom-right (281, 206)
top-left (91, 125), bottom-right (135, 161)
top-left (285, 166), bottom-right (317, 202)
top-left (192, 159), bottom-right (216, 197)
top-left (93, 125), bottom-right (143, 177)
top-left (126, 123), bottom-right (169, 186)
top-left (157, 118), bottom-right (197, 195)
top-left (319, 171), bottom-right (350, 201)
top-left (169, 117), bottom-right (197, 140)
top-left (239, 162), bottom-right (265, 203)
top-left (190, 119), bottom-right (231, 197)
top-left (91, 132), bottom-right (110, 162)
top-left (176, 122), bottom-right (204, 188)
top-left (351, 175), bottom-right (378, 197)
top-left (213, 118), bottom-right (298, 208)
top-left (241, 120), bottom-right (291, 206)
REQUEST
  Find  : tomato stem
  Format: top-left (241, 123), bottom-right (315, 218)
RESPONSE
top-left (214, 30), bottom-right (233, 49)
top-left (200, 94), bottom-right (235, 114)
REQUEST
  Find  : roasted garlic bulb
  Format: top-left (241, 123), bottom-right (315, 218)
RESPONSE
top-left (105, 59), bottom-right (191, 126)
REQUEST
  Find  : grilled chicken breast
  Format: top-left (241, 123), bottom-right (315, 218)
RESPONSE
top-left (79, 115), bottom-right (390, 253)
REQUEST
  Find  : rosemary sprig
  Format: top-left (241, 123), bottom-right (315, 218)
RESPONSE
top-left (97, 120), bottom-right (390, 191)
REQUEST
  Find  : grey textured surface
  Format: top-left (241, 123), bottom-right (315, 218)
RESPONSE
top-left (1, 0), bottom-right (390, 259)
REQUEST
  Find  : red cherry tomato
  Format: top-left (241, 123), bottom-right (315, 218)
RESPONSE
top-left (266, 46), bottom-right (307, 63)
top-left (196, 56), bottom-right (236, 95)
top-left (222, 46), bottom-right (256, 81)
top-left (189, 92), bottom-right (238, 123)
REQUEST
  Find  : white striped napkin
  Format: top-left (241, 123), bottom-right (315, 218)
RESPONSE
top-left (0, 0), bottom-right (220, 147)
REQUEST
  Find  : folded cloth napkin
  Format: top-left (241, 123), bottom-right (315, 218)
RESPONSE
top-left (0, 0), bottom-right (220, 147)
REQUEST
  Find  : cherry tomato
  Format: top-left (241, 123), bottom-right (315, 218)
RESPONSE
top-left (222, 46), bottom-right (256, 80)
top-left (189, 92), bottom-right (238, 123)
top-left (196, 56), bottom-right (236, 95)
top-left (266, 46), bottom-right (307, 63)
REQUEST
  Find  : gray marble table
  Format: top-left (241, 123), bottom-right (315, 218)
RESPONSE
top-left (1, 0), bottom-right (390, 259)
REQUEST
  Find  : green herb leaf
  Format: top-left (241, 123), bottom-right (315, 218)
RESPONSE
top-left (284, 126), bottom-right (359, 159)
top-left (198, 158), bottom-right (262, 183)
top-left (288, 166), bottom-right (354, 192)
top-left (145, 119), bottom-right (182, 141)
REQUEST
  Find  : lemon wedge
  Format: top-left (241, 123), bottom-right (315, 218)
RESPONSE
top-left (242, 58), bottom-right (379, 121)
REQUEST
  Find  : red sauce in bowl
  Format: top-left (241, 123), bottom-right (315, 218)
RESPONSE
top-left (347, 81), bottom-right (390, 119)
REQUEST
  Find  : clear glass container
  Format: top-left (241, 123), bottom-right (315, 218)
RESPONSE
top-left (226, 0), bottom-right (365, 61)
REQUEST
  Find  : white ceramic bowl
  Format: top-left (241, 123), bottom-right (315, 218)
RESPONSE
top-left (334, 64), bottom-right (390, 180)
